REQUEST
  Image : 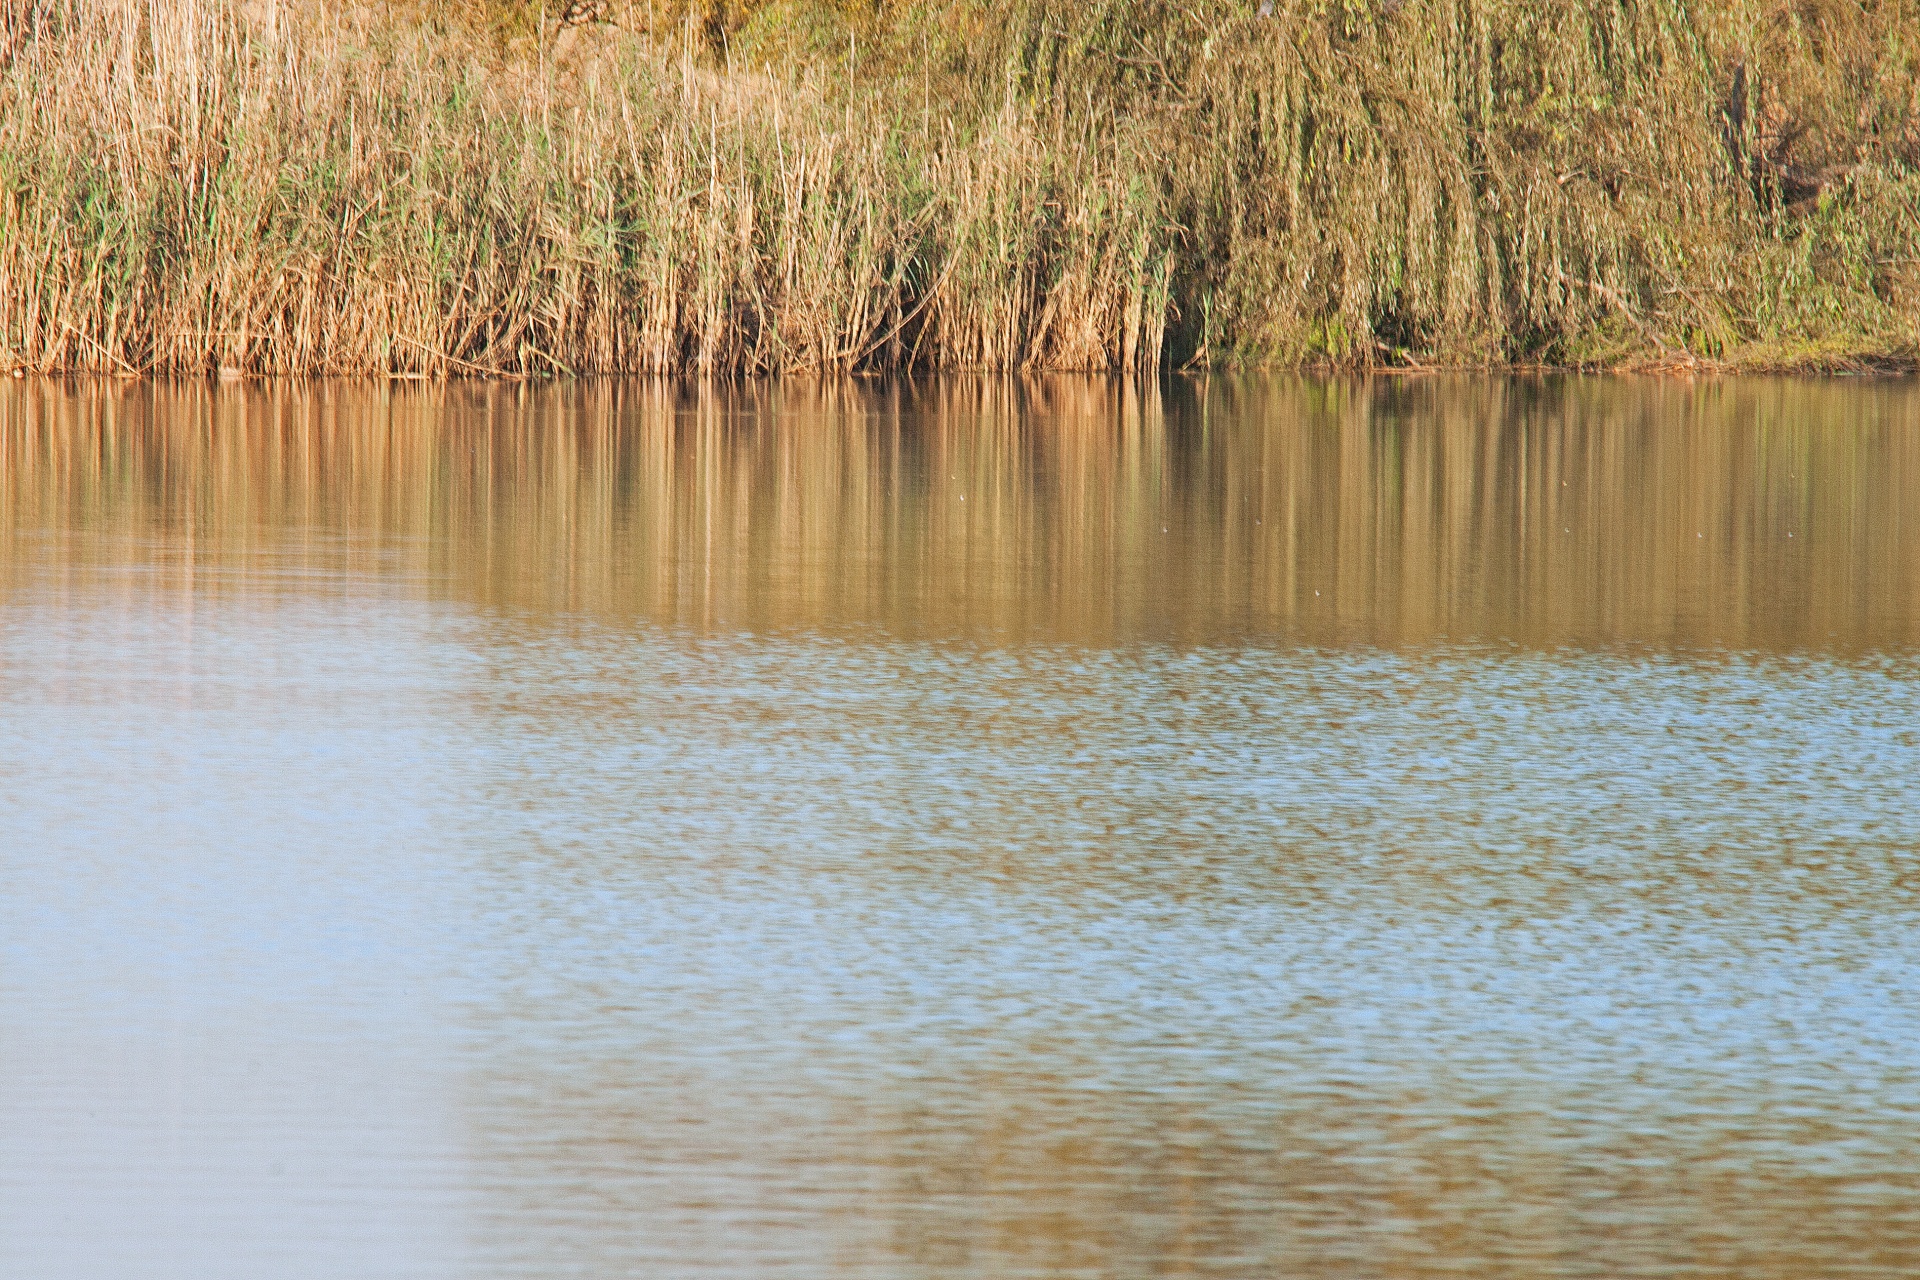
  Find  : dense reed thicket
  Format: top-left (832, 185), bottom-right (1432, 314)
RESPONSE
top-left (1, 0), bottom-right (1917, 374)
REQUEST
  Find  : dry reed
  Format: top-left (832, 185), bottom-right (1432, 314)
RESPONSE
top-left (0, 0), bottom-right (1916, 375)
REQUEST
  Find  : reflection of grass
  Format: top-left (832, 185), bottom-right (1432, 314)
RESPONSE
top-left (1, 1), bottom-right (1917, 375)
top-left (3, 374), bottom-right (1918, 649)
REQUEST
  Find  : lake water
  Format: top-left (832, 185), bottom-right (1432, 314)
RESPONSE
top-left (3, 375), bottom-right (1918, 1279)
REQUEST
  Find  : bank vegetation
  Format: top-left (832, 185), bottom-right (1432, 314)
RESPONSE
top-left (2, 0), bottom-right (1918, 374)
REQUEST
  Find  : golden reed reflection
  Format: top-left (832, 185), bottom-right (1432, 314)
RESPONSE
top-left (3, 375), bottom-right (1917, 650)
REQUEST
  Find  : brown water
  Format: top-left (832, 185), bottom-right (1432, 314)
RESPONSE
top-left (2, 375), bottom-right (1918, 1280)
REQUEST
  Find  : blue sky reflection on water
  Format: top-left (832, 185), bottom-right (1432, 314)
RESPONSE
top-left (2, 375), bottom-right (1919, 1279)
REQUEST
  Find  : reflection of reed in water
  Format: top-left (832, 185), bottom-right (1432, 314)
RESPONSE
top-left (855, 1066), bottom-right (1878, 1279)
top-left (2, 376), bottom-right (1917, 650)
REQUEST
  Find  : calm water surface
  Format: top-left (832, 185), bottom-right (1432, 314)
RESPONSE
top-left (3, 376), bottom-right (1918, 1279)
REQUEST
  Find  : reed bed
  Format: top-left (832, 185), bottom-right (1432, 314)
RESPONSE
top-left (1, 0), bottom-right (1916, 375)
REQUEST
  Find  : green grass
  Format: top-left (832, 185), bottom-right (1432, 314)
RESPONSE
top-left (1, 0), bottom-right (1916, 374)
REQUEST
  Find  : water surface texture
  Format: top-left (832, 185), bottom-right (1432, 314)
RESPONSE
top-left (3, 376), bottom-right (1918, 1279)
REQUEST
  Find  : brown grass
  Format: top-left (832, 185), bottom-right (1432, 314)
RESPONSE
top-left (0, 0), bottom-right (1916, 375)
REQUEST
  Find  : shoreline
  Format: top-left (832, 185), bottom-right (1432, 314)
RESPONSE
top-left (9, 359), bottom-right (1918, 385)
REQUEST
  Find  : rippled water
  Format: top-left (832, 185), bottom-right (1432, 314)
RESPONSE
top-left (3, 376), bottom-right (1918, 1279)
